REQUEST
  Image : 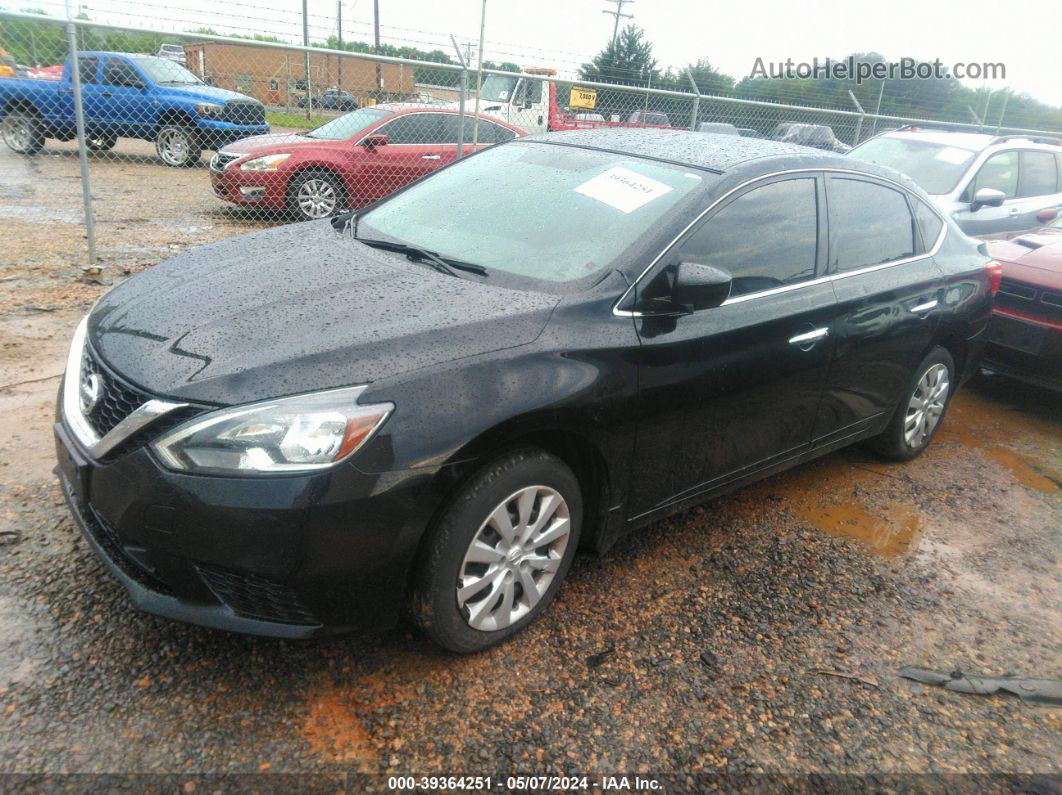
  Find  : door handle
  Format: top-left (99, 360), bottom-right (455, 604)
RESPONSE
top-left (101, 91), bottom-right (113, 97)
top-left (1008, 207), bottom-right (1020, 215)
top-left (420, 154), bottom-right (441, 160)
top-left (910, 299), bottom-right (938, 314)
top-left (789, 328), bottom-right (829, 346)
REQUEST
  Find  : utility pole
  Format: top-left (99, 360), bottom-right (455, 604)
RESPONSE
top-left (602, 0), bottom-right (633, 45)
top-left (336, 0), bottom-right (342, 90)
top-left (471, 0), bottom-right (486, 147)
top-left (373, 0), bottom-right (382, 94)
top-left (302, 0), bottom-right (311, 121)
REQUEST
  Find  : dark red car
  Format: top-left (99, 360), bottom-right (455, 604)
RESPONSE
top-left (209, 103), bottom-right (526, 221)
top-left (983, 216), bottom-right (1062, 390)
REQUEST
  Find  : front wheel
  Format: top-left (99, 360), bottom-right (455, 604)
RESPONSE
top-left (288, 170), bottom-right (346, 221)
top-left (1, 110), bottom-right (45, 154)
top-left (409, 449), bottom-right (583, 653)
top-left (155, 125), bottom-right (200, 167)
top-left (868, 347), bottom-right (955, 461)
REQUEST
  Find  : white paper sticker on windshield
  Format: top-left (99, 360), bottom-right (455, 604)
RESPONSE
top-left (574, 167), bottom-right (674, 214)
top-left (935, 146), bottom-right (973, 165)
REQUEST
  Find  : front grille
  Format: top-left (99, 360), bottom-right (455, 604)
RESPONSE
top-left (999, 278), bottom-right (1036, 301)
top-left (210, 151), bottom-right (241, 172)
top-left (1043, 290), bottom-right (1062, 309)
top-left (223, 100), bottom-right (266, 126)
top-left (197, 564), bottom-right (319, 626)
top-left (995, 279), bottom-right (1062, 323)
top-left (83, 503), bottom-right (175, 596)
top-left (81, 346), bottom-right (150, 438)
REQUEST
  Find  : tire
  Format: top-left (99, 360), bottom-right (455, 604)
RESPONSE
top-left (86, 133), bottom-right (117, 152)
top-left (409, 448), bottom-right (583, 653)
top-left (1, 109), bottom-right (45, 155)
top-left (288, 169), bottom-right (347, 221)
top-left (868, 347), bottom-right (955, 461)
top-left (155, 124), bottom-right (200, 167)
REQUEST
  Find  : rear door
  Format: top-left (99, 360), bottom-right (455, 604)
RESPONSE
top-left (812, 175), bottom-right (945, 447)
top-left (628, 173), bottom-right (836, 516)
top-left (68, 55), bottom-right (101, 130)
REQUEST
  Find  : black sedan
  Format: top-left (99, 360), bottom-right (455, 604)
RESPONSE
top-left (54, 130), bottom-right (995, 652)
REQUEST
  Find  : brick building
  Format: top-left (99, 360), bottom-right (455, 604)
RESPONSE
top-left (182, 42), bottom-right (415, 107)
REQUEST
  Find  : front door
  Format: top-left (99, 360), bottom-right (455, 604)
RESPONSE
top-left (954, 149), bottom-right (1062, 237)
top-left (98, 57), bottom-right (154, 138)
top-left (353, 112), bottom-right (453, 205)
top-left (628, 174), bottom-right (836, 517)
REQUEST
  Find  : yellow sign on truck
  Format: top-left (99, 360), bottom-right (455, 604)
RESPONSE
top-left (569, 86), bottom-right (597, 110)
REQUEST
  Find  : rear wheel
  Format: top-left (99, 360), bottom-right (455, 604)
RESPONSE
top-left (288, 169), bottom-right (346, 221)
top-left (155, 124), bottom-right (200, 167)
top-left (1, 109), bottom-right (45, 154)
top-left (409, 448), bottom-right (582, 653)
top-left (868, 347), bottom-right (955, 461)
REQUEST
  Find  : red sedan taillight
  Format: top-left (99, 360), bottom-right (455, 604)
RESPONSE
top-left (985, 261), bottom-right (1003, 296)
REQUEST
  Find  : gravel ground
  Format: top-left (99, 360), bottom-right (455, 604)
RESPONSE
top-left (0, 143), bottom-right (1060, 786)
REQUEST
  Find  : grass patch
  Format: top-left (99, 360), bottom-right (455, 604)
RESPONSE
top-left (266, 111), bottom-right (330, 130)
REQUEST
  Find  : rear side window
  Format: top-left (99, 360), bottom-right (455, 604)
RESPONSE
top-left (828, 178), bottom-right (915, 271)
top-left (972, 151), bottom-right (1019, 198)
top-left (913, 200), bottom-right (944, 252)
top-left (676, 177), bottom-right (819, 298)
top-left (1017, 151), bottom-right (1059, 198)
top-left (76, 56), bottom-right (98, 84)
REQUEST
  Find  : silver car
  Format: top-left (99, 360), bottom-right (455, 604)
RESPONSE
top-left (849, 128), bottom-right (1062, 238)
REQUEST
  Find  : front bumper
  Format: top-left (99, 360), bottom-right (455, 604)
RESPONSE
top-left (54, 403), bottom-right (444, 638)
top-left (209, 167), bottom-right (288, 209)
top-left (981, 310), bottom-right (1062, 391)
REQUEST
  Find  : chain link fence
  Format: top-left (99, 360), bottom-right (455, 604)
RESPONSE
top-left (2, 9), bottom-right (1062, 268)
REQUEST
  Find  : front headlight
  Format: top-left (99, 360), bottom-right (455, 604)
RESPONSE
top-left (195, 102), bottom-right (225, 119)
top-left (240, 153), bottom-right (291, 171)
top-left (151, 386), bottom-right (392, 475)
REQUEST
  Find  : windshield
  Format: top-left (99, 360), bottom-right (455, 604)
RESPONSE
top-left (356, 142), bottom-right (710, 287)
top-left (480, 74), bottom-right (519, 103)
top-left (849, 137), bottom-right (976, 195)
top-left (133, 57), bottom-right (201, 85)
top-left (306, 108), bottom-right (389, 140)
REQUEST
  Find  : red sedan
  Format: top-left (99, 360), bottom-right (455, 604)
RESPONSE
top-left (209, 104), bottom-right (526, 221)
top-left (983, 216), bottom-right (1062, 390)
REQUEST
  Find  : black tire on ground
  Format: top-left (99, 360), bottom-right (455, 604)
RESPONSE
top-left (1, 109), bottom-right (45, 155)
top-left (287, 169), bottom-right (347, 221)
top-left (154, 124), bottom-right (200, 167)
top-left (409, 448), bottom-right (583, 654)
top-left (867, 346), bottom-right (956, 461)
top-left (86, 133), bottom-right (117, 152)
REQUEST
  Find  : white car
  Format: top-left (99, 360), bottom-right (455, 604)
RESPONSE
top-left (157, 44), bottom-right (186, 66)
top-left (849, 127), bottom-right (1062, 238)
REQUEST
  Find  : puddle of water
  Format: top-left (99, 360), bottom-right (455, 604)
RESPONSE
top-left (983, 447), bottom-right (1060, 493)
top-left (792, 500), bottom-right (922, 558)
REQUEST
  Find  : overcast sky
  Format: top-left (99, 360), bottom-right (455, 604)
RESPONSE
top-left (9, 0), bottom-right (1062, 107)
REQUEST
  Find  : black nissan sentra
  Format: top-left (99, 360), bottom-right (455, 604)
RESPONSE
top-left (55, 130), bottom-right (996, 652)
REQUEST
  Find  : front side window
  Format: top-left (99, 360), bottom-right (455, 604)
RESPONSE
top-left (972, 151), bottom-right (1019, 198)
top-left (357, 142), bottom-right (710, 288)
top-left (375, 113), bottom-right (445, 145)
top-left (1017, 151), bottom-right (1059, 198)
top-left (103, 57), bottom-right (142, 87)
top-left (828, 178), bottom-right (915, 272)
top-left (674, 178), bottom-right (819, 297)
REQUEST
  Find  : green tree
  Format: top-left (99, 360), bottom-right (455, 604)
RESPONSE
top-left (579, 24), bottom-right (657, 86)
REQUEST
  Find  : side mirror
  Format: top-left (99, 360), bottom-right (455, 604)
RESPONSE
top-left (361, 134), bottom-right (388, 149)
top-left (971, 187), bottom-right (1006, 211)
top-left (672, 262), bottom-right (732, 311)
top-left (1036, 207), bottom-right (1058, 224)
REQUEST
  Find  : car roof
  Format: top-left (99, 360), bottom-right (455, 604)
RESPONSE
top-left (872, 129), bottom-right (1062, 153)
top-left (523, 128), bottom-right (848, 173)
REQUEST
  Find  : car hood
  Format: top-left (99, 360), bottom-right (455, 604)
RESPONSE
top-left (986, 233), bottom-right (1062, 289)
top-left (220, 132), bottom-right (321, 155)
top-left (88, 222), bottom-right (558, 405)
top-left (162, 84), bottom-right (261, 107)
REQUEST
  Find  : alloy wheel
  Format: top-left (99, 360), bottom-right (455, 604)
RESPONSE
top-left (456, 485), bottom-right (571, 632)
top-left (296, 178), bottom-right (338, 219)
top-left (157, 128), bottom-right (190, 166)
top-left (2, 114), bottom-right (32, 151)
top-left (904, 363), bottom-right (950, 448)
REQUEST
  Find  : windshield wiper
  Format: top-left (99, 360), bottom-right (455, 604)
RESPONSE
top-left (357, 238), bottom-right (488, 276)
